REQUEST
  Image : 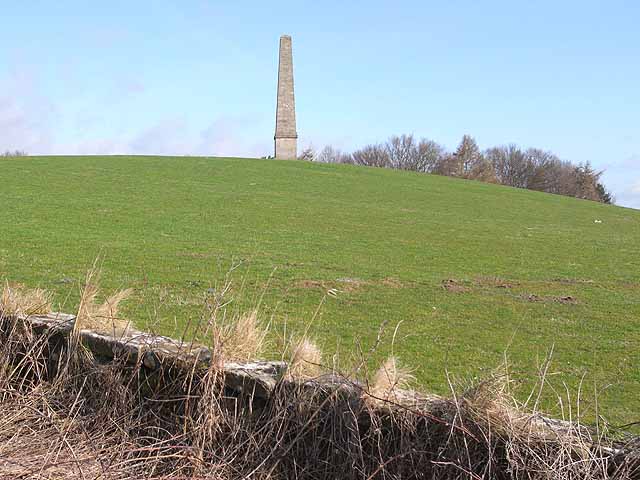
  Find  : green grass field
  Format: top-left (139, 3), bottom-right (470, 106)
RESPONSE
top-left (1, 155), bottom-right (639, 423)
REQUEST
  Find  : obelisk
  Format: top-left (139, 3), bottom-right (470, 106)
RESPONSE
top-left (274, 35), bottom-right (297, 159)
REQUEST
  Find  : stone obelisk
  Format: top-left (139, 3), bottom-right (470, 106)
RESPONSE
top-left (274, 35), bottom-right (297, 159)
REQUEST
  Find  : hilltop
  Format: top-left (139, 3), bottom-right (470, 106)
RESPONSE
top-left (1, 155), bottom-right (638, 423)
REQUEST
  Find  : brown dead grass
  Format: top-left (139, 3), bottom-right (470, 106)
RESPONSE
top-left (75, 267), bottom-right (133, 336)
top-left (1, 272), bottom-right (638, 478)
top-left (288, 336), bottom-right (323, 380)
top-left (0, 299), bottom-right (638, 478)
top-left (217, 309), bottom-right (269, 362)
top-left (176, 251), bottom-right (216, 259)
top-left (0, 283), bottom-right (52, 317)
top-left (370, 356), bottom-right (415, 403)
top-left (337, 277), bottom-right (370, 292)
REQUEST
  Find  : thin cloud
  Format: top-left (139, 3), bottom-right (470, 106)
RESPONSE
top-left (128, 118), bottom-right (191, 155)
top-left (108, 78), bottom-right (146, 103)
top-left (69, 115), bottom-right (266, 157)
top-left (0, 69), bottom-right (55, 154)
top-left (598, 152), bottom-right (639, 209)
top-left (198, 116), bottom-right (269, 158)
top-left (72, 138), bottom-right (128, 156)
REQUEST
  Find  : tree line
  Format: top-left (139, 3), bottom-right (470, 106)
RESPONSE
top-left (300, 135), bottom-right (613, 204)
top-left (1, 150), bottom-right (28, 157)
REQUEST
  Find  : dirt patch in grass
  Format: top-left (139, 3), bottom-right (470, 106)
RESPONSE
top-left (552, 277), bottom-right (595, 285)
top-left (473, 276), bottom-right (516, 289)
top-left (380, 277), bottom-right (404, 289)
top-left (556, 295), bottom-right (578, 304)
top-left (296, 279), bottom-right (327, 290)
top-left (441, 279), bottom-right (471, 293)
top-left (336, 277), bottom-right (370, 292)
top-left (296, 278), bottom-right (370, 294)
top-left (176, 251), bottom-right (216, 259)
top-left (296, 277), bottom-right (406, 294)
top-left (442, 277), bottom-right (580, 305)
top-left (522, 293), bottom-right (578, 304)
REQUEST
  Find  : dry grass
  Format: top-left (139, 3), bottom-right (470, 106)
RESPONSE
top-left (0, 283), bottom-right (52, 317)
top-left (200, 275), bottom-right (270, 363)
top-left (0, 314), bottom-right (638, 479)
top-left (288, 336), bottom-right (323, 380)
top-left (74, 266), bottom-right (132, 336)
top-left (0, 278), bottom-right (638, 478)
top-left (370, 355), bottom-right (415, 402)
top-left (220, 309), bottom-right (268, 362)
top-left (457, 375), bottom-right (638, 480)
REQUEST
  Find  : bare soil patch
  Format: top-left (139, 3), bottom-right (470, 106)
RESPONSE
top-left (522, 293), bottom-right (578, 304)
top-left (474, 276), bottom-right (517, 289)
top-left (176, 251), bottom-right (216, 259)
top-left (380, 277), bottom-right (404, 289)
top-left (441, 279), bottom-right (471, 293)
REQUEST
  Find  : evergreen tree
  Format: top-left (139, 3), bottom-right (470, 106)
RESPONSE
top-left (454, 135), bottom-right (483, 177)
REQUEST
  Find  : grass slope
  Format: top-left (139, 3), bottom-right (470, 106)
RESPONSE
top-left (1, 155), bottom-right (639, 422)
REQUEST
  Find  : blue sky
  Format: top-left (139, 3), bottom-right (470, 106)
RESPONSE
top-left (1, 1), bottom-right (639, 208)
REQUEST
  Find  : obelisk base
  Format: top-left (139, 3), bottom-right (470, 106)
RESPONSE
top-left (274, 137), bottom-right (297, 160)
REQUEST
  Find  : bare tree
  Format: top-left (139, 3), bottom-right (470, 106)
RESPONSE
top-left (485, 144), bottom-right (530, 187)
top-left (351, 144), bottom-right (389, 167)
top-left (2, 150), bottom-right (27, 157)
top-left (521, 148), bottom-right (556, 191)
top-left (351, 135), bottom-right (446, 172)
top-left (308, 134), bottom-right (614, 204)
top-left (298, 146), bottom-right (316, 162)
top-left (415, 139), bottom-right (447, 173)
top-left (317, 146), bottom-right (352, 164)
top-left (467, 158), bottom-right (497, 183)
top-left (386, 135), bottom-right (416, 170)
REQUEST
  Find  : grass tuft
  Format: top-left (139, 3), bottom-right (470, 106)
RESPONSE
top-left (0, 283), bottom-right (52, 317)
top-left (288, 336), bottom-right (323, 380)
top-left (370, 355), bottom-right (415, 402)
top-left (75, 265), bottom-right (132, 336)
top-left (217, 309), bottom-right (269, 362)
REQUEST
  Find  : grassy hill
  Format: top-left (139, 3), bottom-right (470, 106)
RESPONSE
top-left (1, 155), bottom-right (639, 423)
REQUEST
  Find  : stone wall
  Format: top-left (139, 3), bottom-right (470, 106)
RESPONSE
top-left (15, 311), bottom-right (286, 403)
top-left (2, 308), bottom-right (637, 470)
